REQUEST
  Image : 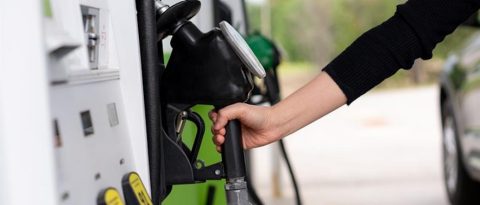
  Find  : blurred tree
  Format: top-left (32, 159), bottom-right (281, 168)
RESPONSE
top-left (246, 0), bottom-right (477, 66)
top-left (297, 0), bottom-right (333, 64)
top-left (331, 0), bottom-right (399, 54)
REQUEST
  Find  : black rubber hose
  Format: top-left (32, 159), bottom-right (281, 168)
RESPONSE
top-left (279, 140), bottom-right (302, 205)
top-left (265, 72), bottom-right (303, 205)
top-left (135, 0), bottom-right (165, 203)
top-left (245, 174), bottom-right (264, 205)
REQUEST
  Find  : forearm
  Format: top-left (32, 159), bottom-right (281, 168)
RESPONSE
top-left (323, 0), bottom-right (479, 104)
top-left (271, 71), bottom-right (346, 138)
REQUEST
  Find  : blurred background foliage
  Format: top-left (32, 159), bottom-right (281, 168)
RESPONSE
top-left (246, 0), bottom-right (476, 87)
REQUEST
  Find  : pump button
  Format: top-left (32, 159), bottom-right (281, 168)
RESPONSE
top-left (97, 188), bottom-right (125, 205)
top-left (80, 110), bottom-right (94, 136)
top-left (122, 172), bottom-right (153, 205)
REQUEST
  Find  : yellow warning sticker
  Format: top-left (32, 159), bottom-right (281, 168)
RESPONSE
top-left (103, 188), bottom-right (125, 205)
top-left (128, 173), bottom-right (153, 205)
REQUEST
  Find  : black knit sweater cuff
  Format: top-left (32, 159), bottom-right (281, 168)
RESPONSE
top-left (323, 13), bottom-right (423, 104)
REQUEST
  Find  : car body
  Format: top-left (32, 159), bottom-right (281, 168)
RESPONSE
top-left (440, 28), bottom-right (480, 204)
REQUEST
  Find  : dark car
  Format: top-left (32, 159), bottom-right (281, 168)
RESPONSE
top-left (439, 14), bottom-right (480, 205)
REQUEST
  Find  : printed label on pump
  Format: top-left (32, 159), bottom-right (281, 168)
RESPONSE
top-left (98, 188), bottom-right (125, 205)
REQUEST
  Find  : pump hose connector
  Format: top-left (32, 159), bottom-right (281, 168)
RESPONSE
top-left (221, 119), bottom-right (250, 205)
top-left (225, 177), bottom-right (249, 205)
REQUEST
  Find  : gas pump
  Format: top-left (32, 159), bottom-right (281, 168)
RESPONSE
top-left (154, 1), bottom-right (266, 204)
top-left (2, 0), bottom-right (274, 204)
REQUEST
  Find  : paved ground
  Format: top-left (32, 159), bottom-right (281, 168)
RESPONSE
top-left (250, 84), bottom-right (449, 205)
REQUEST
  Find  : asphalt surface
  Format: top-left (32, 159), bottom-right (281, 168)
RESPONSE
top-left (250, 85), bottom-right (449, 205)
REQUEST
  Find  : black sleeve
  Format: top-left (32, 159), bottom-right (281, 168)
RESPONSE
top-left (323, 0), bottom-right (480, 104)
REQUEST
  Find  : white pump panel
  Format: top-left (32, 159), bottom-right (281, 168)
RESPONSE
top-left (0, 0), bottom-right (150, 204)
top-left (47, 0), bottom-right (151, 203)
top-left (1, 0), bottom-right (253, 204)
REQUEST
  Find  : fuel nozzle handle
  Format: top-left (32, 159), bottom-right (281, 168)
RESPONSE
top-left (216, 104), bottom-right (249, 204)
top-left (221, 120), bottom-right (246, 178)
top-left (220, 119), bottom-right (250, 205)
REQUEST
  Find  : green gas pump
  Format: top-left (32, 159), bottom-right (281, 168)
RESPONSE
top-left (246, 32), bottom-right (281, 72)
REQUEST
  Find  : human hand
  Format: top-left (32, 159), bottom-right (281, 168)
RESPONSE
top-left (209, 103), bottom-right (281, 151)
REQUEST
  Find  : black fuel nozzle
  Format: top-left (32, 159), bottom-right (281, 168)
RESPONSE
top-left (155, 1), bottom-right (265, 204)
